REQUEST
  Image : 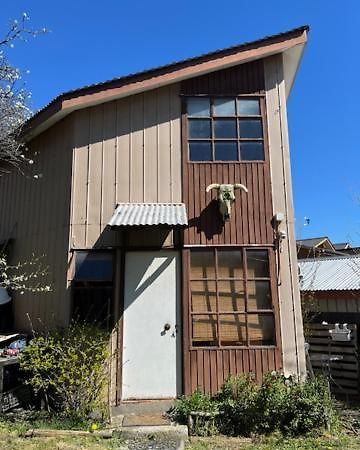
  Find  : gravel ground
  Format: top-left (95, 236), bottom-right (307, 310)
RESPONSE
top-left (121, 435), bottom-right (184, 450)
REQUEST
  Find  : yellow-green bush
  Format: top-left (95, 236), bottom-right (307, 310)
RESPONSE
top-left (20, 323), bottom-right (110, 420)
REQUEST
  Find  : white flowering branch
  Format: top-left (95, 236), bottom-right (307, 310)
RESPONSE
top-left (0, 13), bottom-right (47, 173)
top-left (0, 254), bottom-right (51, 294)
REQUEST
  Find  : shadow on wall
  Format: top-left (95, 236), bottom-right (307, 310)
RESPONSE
top-left (91, 225), bottom-right (175, 249)
top-left (188, 199), bottom-right (224, 240)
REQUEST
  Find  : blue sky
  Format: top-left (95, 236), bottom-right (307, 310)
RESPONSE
top-left (2, 1), bottom-right (360, 245)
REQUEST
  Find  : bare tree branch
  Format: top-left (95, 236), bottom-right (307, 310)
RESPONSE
top-left (0, 14), bottom-right (47, 173)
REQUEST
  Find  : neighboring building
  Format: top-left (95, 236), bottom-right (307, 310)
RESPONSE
top-left (333, 242), bottom-right (352, 251)
top-left (299, 255), bottom-right (360, 324)
top-left (0, 27), bottom-right (308, 404)
top-left (297, 237), bottom-right (337, 259)
top-left (296, 237), bottom-right (357, 259)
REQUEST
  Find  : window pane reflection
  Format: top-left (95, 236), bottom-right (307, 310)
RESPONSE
top-left (214, 119), bottom-right (237, 138)
top-left (239, 119), bottom-right (263, 138)
top-left (240, 142), bottom-right (264, 161)
top-left (238, 99), bottom-right (260, 115)
top-left (213, 98), bottom-right (236, 116)
top-left (214, 142), bottom-right (238, 161)
top-left (187, 97), bottom-right (210, 116)
top-left (188, 119), bottom-right (211, 138)
top-left (189, 142), bottom-right (212, 161)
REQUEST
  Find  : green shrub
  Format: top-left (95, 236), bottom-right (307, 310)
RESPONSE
top-left (172, 389), bottom-right (219, 436)
top-left (281, 376), bottom-right (336, 435)
top-left (20, 322), bottom-right (110, 420)
top-left (255, 372), bottom-right (290, 434)
top-left (216, 374), bottom-right (259, 436)
top-left (173, 373), bottom-right (337, 437)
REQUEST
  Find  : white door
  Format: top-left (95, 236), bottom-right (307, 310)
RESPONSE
top-left (122, 251), bottom-right (182, 400)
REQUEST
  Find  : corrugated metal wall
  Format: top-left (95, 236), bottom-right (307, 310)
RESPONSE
top-left (70, 84), bottom-right (182, 249)
top-left (0, 118), bottom-right (73, 331)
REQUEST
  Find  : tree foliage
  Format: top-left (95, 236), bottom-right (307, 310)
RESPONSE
top-left (0, 13), bottom-right (46, 171)
top-left (0, 254), bottom-right (50, 293)
top-left (0, 15), bottom-right (50, 294)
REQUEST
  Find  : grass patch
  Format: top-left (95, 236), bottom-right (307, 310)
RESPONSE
top-left (186, 433), bottom-right (360, 450)
top-left (1, 410), bottom-right (102, 433)
top-left (0, 417), bottom-right (124, 450)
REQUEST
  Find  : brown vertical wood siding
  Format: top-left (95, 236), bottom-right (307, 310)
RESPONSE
top-left (184, 162), bottom-right (273, 246)
top-left (0, 118), bottom-right (73, 331)
top-left (181, 61), bottom-right (273, 247)
top-left (181, 61), bottom-right (282, 395)
top-left (188, 348), bottom-right (280, 393)
top-left (181, 60), bottom-right (265, 96)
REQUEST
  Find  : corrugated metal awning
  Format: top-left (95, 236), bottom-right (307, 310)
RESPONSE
top-left (108, 203), bottom-right (188, 227)
top-left (299, 255), bottom-right (360, 291)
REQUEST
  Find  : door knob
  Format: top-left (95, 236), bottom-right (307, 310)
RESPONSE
top-left (164, 323), bottom-right (171, 332)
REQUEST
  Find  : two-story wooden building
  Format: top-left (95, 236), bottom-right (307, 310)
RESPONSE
top-left (0, 26), bottom-right (308, 405)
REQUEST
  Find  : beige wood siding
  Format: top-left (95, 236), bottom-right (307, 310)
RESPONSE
top-left (0, 118), bottom-right (74, 332)
top-left (264, 55), bottom-right (306, 378)
top-left (70, 84), bottom-right (182, 249)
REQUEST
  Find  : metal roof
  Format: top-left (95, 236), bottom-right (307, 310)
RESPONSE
top-left (333, 242), bottom-right (351, 250)
top-left (299, 255), bottom-right (360, 291)
top-left (108, 203), bottom-right (188, 227)
top-left (23, 25), bottom-right (309, 139)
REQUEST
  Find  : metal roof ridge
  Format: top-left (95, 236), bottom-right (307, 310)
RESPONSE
top-left (23, 25), bottom-right (309, 140)
top-left (298, 254), bottom-right (360, 263)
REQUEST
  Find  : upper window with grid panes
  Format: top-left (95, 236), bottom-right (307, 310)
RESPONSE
top-left (186, 97), bottom-right (265, 162)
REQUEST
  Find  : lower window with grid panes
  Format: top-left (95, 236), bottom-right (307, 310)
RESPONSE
top-left (190, 248), bottom-right (275, 347)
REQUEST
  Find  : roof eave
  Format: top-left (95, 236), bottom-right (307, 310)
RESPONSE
top-left (282, 42), bottom-right (306, 98)
top-left (23, 27), bottom-right (308, 142)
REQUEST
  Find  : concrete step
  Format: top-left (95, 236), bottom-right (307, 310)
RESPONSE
top-left (122, 414), bottom-right (171, 427)
top-left (111, 399), bottom-right (175, 416)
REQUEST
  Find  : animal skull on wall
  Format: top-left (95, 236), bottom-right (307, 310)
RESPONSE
top-left (206, 183), bottom-right (248, 222)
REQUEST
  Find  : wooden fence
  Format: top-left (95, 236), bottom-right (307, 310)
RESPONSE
top-left (307, 323), bottom-right (359, 395)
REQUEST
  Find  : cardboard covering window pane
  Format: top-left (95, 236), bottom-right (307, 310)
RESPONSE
top-left (246, 250), bottom-right (269, 278)
top-left (220, 314), bottom-right (246, 345)
top-left (218, 280), bottom-right (245, 312)
top-left (190, 250), bottom-right (215, 279)
top-left (191, 281), bottom-right (217, 312)
top-left (192, 315), bottom-right (218, 345)
top-left (217, 250), bottom-right (243, 278)
top-left (247, 281), bottom-right (272, 310)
